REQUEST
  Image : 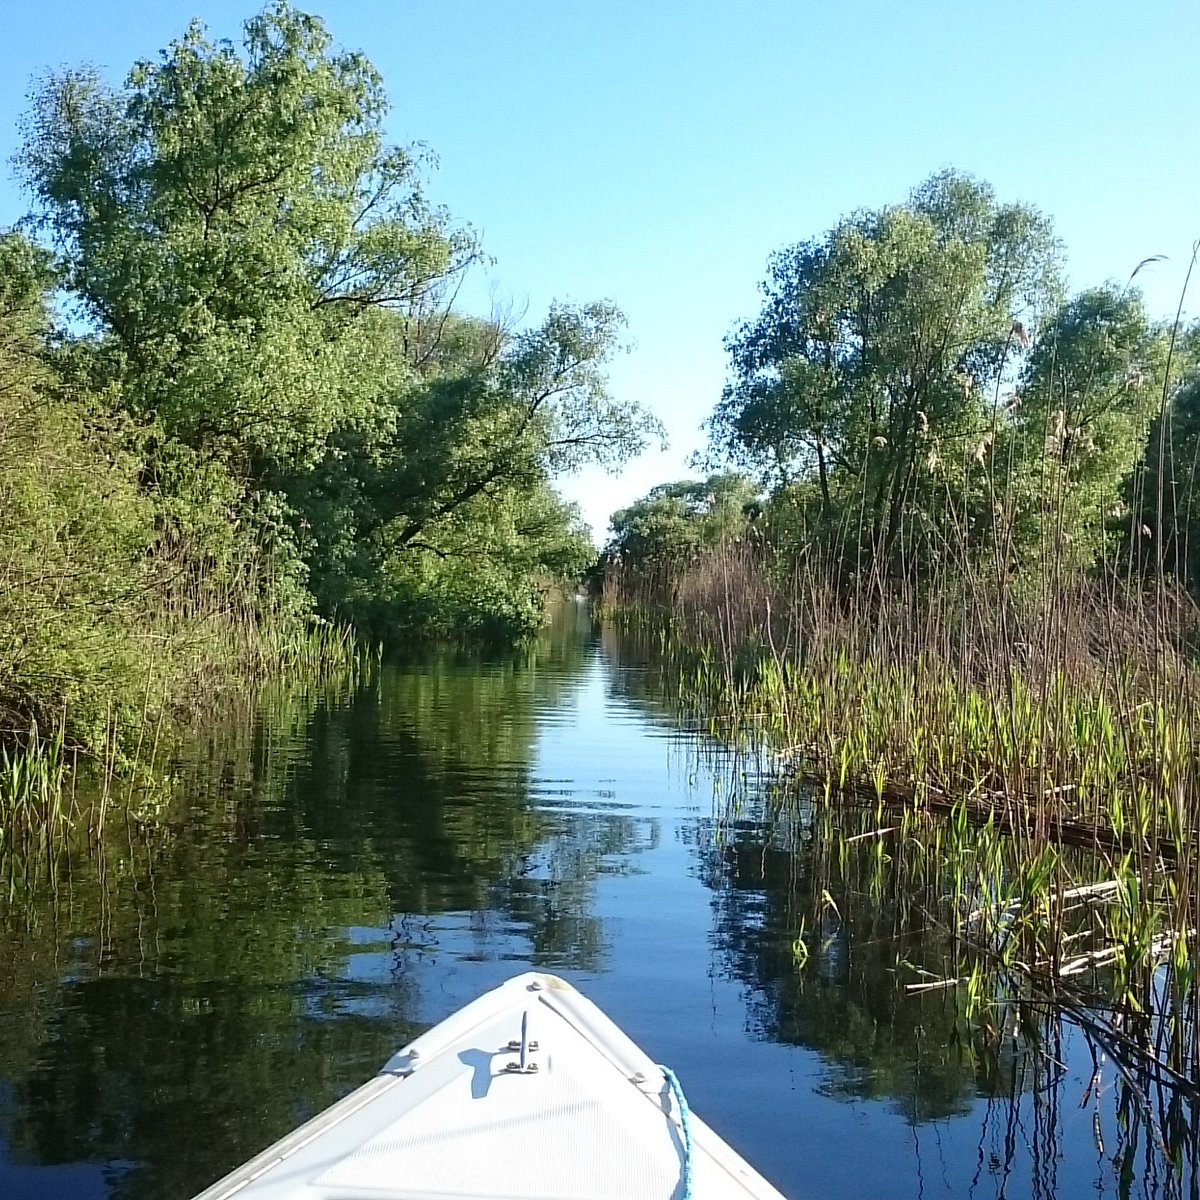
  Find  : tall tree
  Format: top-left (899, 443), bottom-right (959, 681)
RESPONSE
top-left (999, 286), bottom-right (1170, 573)
top-left (711, 171), bottom-right (1062, 573)
top-left (18, 4), bottom-right (660, 639)
top-left (289, 301), bottom-right (661, 635)
top-left (605, 474), bottom-right (759, 568)
top-left (1134, 322), bottom-right (1200, 584)
top-left (18, 1), bottom-right (474, 473)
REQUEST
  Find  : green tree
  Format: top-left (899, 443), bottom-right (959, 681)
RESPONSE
top-left (0, 230), bottom-right (169, 751)
top-left (606, 473), bottom-right (759, 569)
top-left (999, 286), bottom-right (1170, 573)
top-left (18, 4), bottom-right (658, 642)
top-left (1132, 322), bottom-right (1200, 585)
top-left (291, 301), bottom-right (659, 637)
top-left (711, 171), bottom-right (1062, 574)
top-left (19, 2), bottom-right (471, 472)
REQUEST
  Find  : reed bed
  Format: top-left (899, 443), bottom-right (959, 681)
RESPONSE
top-left (605, 540), bottom-right (1200, 1107)
top-left (700, 764), bottom-right (1200, 1182)
top-left (0, 722), bottom-right (68, 847)
top-left (0, 604), bottom-right (371, 855)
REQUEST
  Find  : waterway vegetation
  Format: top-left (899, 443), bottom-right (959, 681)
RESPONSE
top-left (0, 600), bottom-right (1190, 1200)
top-left (699, 764), bottom-right (1200, 1187)
top-left (615, 547), bottom-right (1200, 1137)
top-left (0, 615), bottom-right (632, 1198)
top-left (601, 171), bottom-right (1200, 1125)
top-left (0, 3), bottom-right (654, 833)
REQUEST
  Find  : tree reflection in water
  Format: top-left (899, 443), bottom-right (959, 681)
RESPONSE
top-left (4, 606), bottom-right (1198, 1200)
top-left (0, 603), bottom-right (649, 1200)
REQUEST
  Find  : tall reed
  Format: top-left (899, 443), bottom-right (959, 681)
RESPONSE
top-left (606, 521), bottom-right (1200, 1099)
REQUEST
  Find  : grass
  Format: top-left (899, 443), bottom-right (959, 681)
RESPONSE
top-left (0, 610), bottom-right (374, 861)
top-left (700, 756), bottom-right (1200, 1172)
top-left (0, 721), bottom-right (67, 845)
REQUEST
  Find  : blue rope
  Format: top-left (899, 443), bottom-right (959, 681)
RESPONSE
top-left (657, 1064), bottom-right (694, 1200)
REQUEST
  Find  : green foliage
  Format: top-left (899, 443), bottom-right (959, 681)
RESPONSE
top-left (19, 2), bottom-right (470, 470)
top-left (705, 171), bottom-right (1196, 590)
top-left (606, 473), bottom-right (760, 568)
top-left (333, 482), bottom-right (595, 641)
top-left (1138, 321), bottom-right (1200, 584)
top-left (0, 4), bottom-right (656, 808)
top-left (4, 2), bottom-right (652, 722)
top-left (710, 170), bottom-right (1063, 573)
top-left (291, 302), bottom-right (659, 634)
top-left (0, 225), bottom-right (355, 772)
top-left (0, 230), bottom-right (161, 752)
top-left (999, 286), bottom-right (1172, 571)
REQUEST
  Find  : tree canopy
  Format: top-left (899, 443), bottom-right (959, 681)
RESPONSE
top-left (606, 473), bottom-right (760, 568)
top-left (20, 5), bottom-right (470, 468)
top-left (705, 170), bottom-right (1186, 584)
top-left (11, 2), bottom-right (659, 653)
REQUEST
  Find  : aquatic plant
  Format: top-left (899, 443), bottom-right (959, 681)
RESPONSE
top-left (606, 516), bottom-right (1200, 1125)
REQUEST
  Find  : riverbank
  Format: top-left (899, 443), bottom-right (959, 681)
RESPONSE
top-left (603, 543), bottom-right (1200, 1114)
top-left (0, 615), bottom-right (363, 852)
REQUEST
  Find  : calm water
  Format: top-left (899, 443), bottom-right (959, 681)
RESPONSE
top-left (0, 604), bottom-right (1189, 1199)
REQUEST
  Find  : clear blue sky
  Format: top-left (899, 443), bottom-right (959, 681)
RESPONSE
top-left (2, 1), bottom-right (1197, 541)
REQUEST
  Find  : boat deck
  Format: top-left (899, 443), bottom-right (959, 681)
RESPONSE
top-left (192, 973), bottom-right (786, 1200)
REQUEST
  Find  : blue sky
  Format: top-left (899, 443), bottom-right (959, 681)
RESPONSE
top-left (2, 1), bottom-right (1197, 541)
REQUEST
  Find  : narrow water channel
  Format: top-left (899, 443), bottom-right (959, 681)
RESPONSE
top-left (0, 604), bottom-right (1187, 1199)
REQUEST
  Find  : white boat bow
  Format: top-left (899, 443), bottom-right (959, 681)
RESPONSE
top-left (192, 972), bottom-right (787, 1200)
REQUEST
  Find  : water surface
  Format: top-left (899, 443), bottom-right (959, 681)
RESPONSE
top-left (0, 604), bottom-right (1184, 1199)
